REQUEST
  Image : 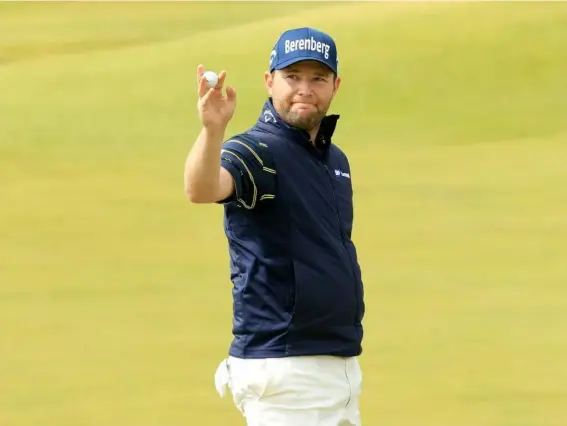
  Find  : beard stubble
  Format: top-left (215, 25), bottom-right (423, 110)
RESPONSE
top-left (279, 102), bottom-right (329, 133)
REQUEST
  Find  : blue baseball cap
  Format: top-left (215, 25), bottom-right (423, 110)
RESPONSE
top-left (269, 27), bottom-right (339, 74)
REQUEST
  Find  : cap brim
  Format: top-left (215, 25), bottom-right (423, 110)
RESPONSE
top-left (271, 56), bottom-right (337, 74)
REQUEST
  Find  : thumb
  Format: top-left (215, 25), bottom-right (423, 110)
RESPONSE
top-left (226, 86), bottom-right (236, 105)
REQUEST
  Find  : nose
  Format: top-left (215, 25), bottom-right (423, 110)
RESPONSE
top-left (296, 77), bottom-right (314, 96)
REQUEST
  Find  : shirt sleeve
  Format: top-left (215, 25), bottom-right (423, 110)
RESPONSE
top-left (218, 135), bottom-right (276, 209)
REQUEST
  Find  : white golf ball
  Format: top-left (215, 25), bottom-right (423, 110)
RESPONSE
top-left (203, 71), bottom-right (218, 89)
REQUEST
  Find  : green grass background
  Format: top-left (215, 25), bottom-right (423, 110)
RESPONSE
top-left (1, 2), bottom-right (567, 425)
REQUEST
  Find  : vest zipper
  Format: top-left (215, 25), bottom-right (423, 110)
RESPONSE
top-left (323, 164), bottom-right (360, 326)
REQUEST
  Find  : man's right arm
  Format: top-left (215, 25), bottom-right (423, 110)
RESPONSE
top-left (184, 126), bottom-right (235, 204)
top-left (184, 127), bottom-right (275, 208)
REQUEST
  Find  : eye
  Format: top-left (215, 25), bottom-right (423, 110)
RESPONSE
top-left (314, 76), bottom-right (327, 82)
top-left (286, 74), bottom-right (299, 80)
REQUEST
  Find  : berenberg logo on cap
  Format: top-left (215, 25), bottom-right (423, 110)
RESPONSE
top-left (284, 36), bottom-right (331, 60)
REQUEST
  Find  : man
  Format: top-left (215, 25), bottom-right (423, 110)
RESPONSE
top-left (184, 27), bottom-right (365, 425)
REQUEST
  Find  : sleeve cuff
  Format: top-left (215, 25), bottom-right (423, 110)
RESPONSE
top-left (216, 160), bottom-right (242, 204)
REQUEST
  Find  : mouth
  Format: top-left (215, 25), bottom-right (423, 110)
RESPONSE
top-left (292, 102), bottom-right (316, 110)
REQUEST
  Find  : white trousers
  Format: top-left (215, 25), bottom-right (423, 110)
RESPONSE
top-left (215, 355), bottom-right (363, 426)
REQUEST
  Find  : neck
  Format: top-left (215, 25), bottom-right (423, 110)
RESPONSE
top-left (308, 125), bottom-right (321, 144)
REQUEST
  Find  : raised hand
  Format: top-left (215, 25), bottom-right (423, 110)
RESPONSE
top-left (196, 64), bottom-right (237, 131)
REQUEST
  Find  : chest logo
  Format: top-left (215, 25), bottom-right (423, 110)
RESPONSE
top-left (334, 169), bottom-right (351, 179)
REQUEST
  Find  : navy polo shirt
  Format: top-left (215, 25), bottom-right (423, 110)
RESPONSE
top-left (218, 98), bottom-right (364, 359)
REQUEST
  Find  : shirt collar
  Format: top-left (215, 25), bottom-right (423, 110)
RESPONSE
top-left (255, 98), bottom-right (340, 151)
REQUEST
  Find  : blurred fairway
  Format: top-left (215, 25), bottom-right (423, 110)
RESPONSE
top-left (1, 2), bottom-right (567, 425)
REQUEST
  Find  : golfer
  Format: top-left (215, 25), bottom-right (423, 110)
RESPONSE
top-left (184, 27), bottom-right (365, 425)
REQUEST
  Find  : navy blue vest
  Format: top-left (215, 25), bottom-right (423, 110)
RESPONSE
top-left (222, 99), bottom-right (364, 359)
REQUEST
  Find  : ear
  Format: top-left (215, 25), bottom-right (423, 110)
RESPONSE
top-left (264, 71), bottom-right (273, 97)
top-left (333, 75), bottom-right (342, 98)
